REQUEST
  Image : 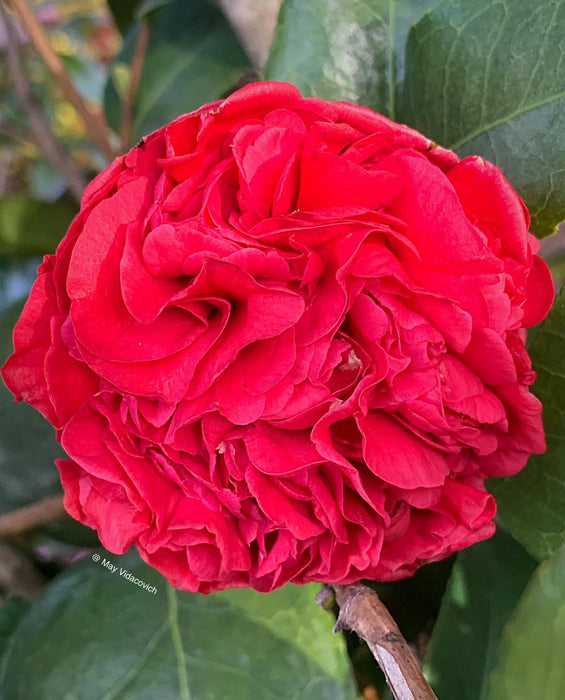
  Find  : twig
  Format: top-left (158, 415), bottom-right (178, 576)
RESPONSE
top-left (0, 122), bottom-right (38, 147)
top-left (1, 3), bottom-right (86, 202)
top-left (119, 21), bottom-right (150, 152)
top-left (0, 495), bottom-right (67, 538)
top-left (318, 583), bottom-right (438, 700)
top-left (7, 0), bottom-right (117, 161)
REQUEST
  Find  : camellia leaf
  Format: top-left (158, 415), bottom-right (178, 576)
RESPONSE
top-left (424, 530), bottom-right (537, 699)
top-left (0, 549), bottom-right (357, 699)
top-left (487, 543), bottom-right (565, 699)
top-left (489, 292), bottom-right (565, 561)
top-left (106, 0), bottom-right (144, 34)
top-left (104, 0), bottom-right (251, 146)
top-left (264, 0), bottom-right (439, 118)
top-left (0, 599), bottom-right (28, 662)
top-left (266, 0), bottom-right (565, 237)
top-left (137, 0), bottom-right (174, 18)
top-left (399, 0), bottom-right (565, 237)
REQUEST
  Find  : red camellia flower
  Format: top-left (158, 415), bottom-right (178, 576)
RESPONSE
top-left (2, 82), bottom-right (554, 593)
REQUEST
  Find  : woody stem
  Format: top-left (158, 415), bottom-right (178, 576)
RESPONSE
top-left (318, 582), bottom-right (438, 700)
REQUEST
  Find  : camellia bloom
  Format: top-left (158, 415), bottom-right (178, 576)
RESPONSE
top-left (2, 82), bottom-right (554, 593)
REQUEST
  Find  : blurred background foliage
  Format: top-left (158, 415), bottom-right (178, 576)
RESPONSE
top-left (0, 1), bottom-right (113, 193)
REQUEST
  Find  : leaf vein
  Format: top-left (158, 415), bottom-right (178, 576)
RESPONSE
top-left (168, 586), bottom-right (191, 700)
top-left (101, 622), bottom-right (168, 700)
top-left (518, 0), bottom-right (560, 109)
top-left (448, 91), bottom-right (565, 150)
top-left (478, 2), bottom-right (508, 125)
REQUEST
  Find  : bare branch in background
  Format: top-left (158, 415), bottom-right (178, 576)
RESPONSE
top-left (318, 583), bottom-right (438, 700)
top-left (1, 2), bottom-right (87, 201)
top-left (8, 0), bottom-right (117, 161)
top-left (0, 122), bottom-right (38, 147)
top-left (0, 495), bottom-right (67, 538)
top-left (119, 22), bottom-right (150, 152)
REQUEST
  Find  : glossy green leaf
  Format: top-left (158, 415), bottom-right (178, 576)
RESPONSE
top-left (264, 0), bottom-right (438, 118)
top-left (104, 0), bottom-right (250, 146)
top-left (0, 550), bottom-right (357, 699)
top-left (488, 544), bottom-right (565, 699)
top-left (400, 0), bottom-right (565, 237)
top-left (424, 530), bottom-right (537, 699)
top-left (0, 276), bottom-right (64, 516)
top-left (105, 0), bottom-right (171, 34)
top-left (489, 292), bottom-right (565, 561)
top-left (0, 599), bottom-right (28, 662)
top-left (0, 196), bottom-right (76, 257)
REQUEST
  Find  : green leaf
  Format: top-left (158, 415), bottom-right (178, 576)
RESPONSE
top-left (399, 0), bottom-right (565, 237)
top-left (487, 543), bottom-right (565, 699)
top-left (0, 276), bottom-right (64, 516)
top-left (266, 0), bottom-right (565, 235)
top-left (424, 530), bottom-right (537, 700)
top-left (489, 292), bottom-right (565, 561)
top-left (264, 0), bottom-right (439, 118)
top-left (104, 0), bottom-right (250, 146)
top-left (106, 0), bottom-right (144, 34)
top-left (106, 0), bottom-right (171, 34)
top-left (0, 195), bottom-right (76, 257)
top-left (0, 599), bottom-right (28, 662)
top-left (0, 549), bottom-right (357, 699)
top-left (137, 0), bottom-right (174, 19)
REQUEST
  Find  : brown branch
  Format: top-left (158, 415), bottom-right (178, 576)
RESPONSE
top-left (0, 122), bottom-right (38, 147)
top-left (8, 0), bottom-right (117, 161)
top-left (1, 3), bottom-right (86, 202)
top-left (0, 495), bottom-right (67, 538)
top-left (318, 583), bottom-right (438, 700)
top-left (119, 22), bottom-right (150, 152)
